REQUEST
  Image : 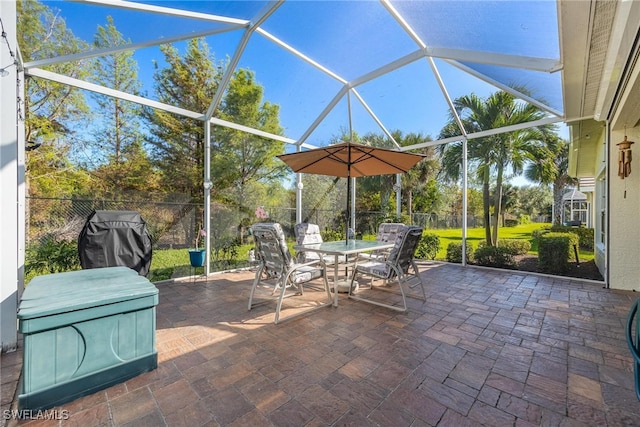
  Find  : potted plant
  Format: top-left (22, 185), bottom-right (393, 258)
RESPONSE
top-left (189, 227), bottom-right (207, 267)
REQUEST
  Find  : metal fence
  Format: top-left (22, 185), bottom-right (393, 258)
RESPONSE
top-left (28, 196), bottom-right (550, 249)
top-left (27, 196), bottom-right (241, 249)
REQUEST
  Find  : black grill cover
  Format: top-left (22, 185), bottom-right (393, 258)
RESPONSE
top-left (78, 210), bottom-right (152, 276)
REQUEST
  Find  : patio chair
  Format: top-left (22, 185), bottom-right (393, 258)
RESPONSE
top-left (249, 222), bottom-right (332, 324)
top-left (348, 225), bottom-right (426, 312)
top-left (294, 222), bottom-right (357, 282)
top-left (294, 223), bottom-right (325, 263)
top-left (359, 222), bottom-right (405, 262)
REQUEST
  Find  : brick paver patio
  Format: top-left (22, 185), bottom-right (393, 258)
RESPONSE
top-left (2, 261), bottom-right (640, 426)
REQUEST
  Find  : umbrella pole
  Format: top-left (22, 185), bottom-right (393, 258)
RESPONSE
top-left (346, 174), bottom-right (350, 245)
top-left (346, 147), bottom-right (351, 245)
top-left (345, 178), bottom-right (351, 244)
top-left (347, 94), bottom-right (353, 245)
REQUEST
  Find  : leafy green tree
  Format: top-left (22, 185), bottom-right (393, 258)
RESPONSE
top-left (143, 38), bottom-right (221, 202)
top-left (18, 0), bottom-right (92, 198)
top-left (395, 131), bottom-right (439, 218)
top-left (85, 16), bottom-right (155, 195)
top-left (356, 132), bottom-right (395, 216)
top-left (145, 40), bottom-right (284, 210)
top-left (518, 185), bottom-right (553, 218)
top-left (355, 130), bottom-right (437, 220)
top-left (438, 91), bottom-right (555, 245)
top-left (524, 134), bottom-right (576, 224)
top-left (467, 187), bottom-right (484, 219)
top-left (436, 183), bottom-right (462, 225)
top-left (300, 174), bottom-right (345, 227)
top-left (498, 183), bottom-right (520, 219)
top-left (91, 141), bottom-right (162, 196)
top-left (412, 178), bottom-right (441, 214)
top-left (214, 68), bottom-right (287, 217)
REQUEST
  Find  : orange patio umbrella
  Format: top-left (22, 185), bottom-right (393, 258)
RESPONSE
top-left (277, 141), bottom-right (426, 243)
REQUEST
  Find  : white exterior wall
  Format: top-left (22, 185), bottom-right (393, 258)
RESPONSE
top-left (0, 1), bottom-right (21, 352)
top-left (607, 126), bottom-right (640, 291)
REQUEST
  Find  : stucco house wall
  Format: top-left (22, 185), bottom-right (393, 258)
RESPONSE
top-left (607, 126), bottom-right (640, 291)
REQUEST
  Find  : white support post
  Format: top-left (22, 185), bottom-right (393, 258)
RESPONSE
top-left (462, 137), bottom-right (468, 267)
top-left (296, 173), bottom-right (303, 225)
top-left (0, 2), bottom-right (21, 352)
top-left (203, 122), bottom-right (212, 276)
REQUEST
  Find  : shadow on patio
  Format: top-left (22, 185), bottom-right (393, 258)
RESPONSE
top-left (2, 262), bottom-right (640, 426)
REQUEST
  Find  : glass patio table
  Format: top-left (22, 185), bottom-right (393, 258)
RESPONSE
top-left (294, 240), bottom-right (395, 307)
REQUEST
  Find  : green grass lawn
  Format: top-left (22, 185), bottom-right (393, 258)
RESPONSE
top-left (147, 222), bottom-right (594, 281)
top-left (424, 222), bottom-right (594, 261)
top-left (428, 222), bottom-right (547, 259)
top-left (148, 245), bottom-right (255, 282)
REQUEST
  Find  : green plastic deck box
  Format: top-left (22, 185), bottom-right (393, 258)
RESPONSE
top-left (17, 266), bottom-right (159, 411)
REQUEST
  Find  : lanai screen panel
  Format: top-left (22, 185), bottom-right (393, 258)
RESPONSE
top-left (391, 0), bottom-right (563, 116)
top-left (34, 0), bottom-right (563, 147)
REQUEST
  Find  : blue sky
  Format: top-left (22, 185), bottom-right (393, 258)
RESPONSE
top-left (40, 0), bottom-right (567, 185)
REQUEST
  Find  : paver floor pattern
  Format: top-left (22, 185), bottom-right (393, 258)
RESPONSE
top-left (2, 262), bottom-right (640, 426)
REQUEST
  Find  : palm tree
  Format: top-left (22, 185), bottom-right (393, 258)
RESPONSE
top-left (524, 134), bottom-right (577, 224)
top-left (394, 131), bottom-right (439, 219)
top-left (438, 91), bottom-right (555, 245)
top-left (358, 132), bottom-right (395, 216)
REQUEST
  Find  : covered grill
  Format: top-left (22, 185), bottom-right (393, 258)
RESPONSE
top-left (78, 210), bottom-right (152, 276)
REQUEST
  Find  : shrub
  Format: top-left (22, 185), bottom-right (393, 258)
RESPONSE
top-left (149, 267), bottom-right (174, 282)
top-left (474, 245), bottom-right (516, 268)
top-left (446, 241), bottom-right (474, 263)
top-left (322, 228), bottom-right (343, 242)
top-left (415, 233), bottom-right (440, 260)
top-left (550, 225), bottom-right (594, 251)
top-left (211, 237), bottom-right (240, 266)
top-left (25, 237), bottom-right (81, 282)
top-left (477, 239), bottom-right (530, 255)
top-left (497, 239), bottom-right (531, 255)
top-left (519, 214), bottom-right (531, 225)
top-left (504, 218), bottom-right (519, 227)
top-left (531, 227), bottom-right (550, 241)
top-left (538, 232), bottom-right (580, 274)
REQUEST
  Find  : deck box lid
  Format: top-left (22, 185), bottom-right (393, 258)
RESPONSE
top-left (18, 267), bottom-right (158, 320)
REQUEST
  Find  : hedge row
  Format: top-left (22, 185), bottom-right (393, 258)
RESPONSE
top-left (533, 225), bottom-right (594, 251)
top-left (538, 232), bottom-right (580, 274)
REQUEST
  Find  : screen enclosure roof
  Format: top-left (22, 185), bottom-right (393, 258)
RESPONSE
top-left (27, 0), bottom-right (565, 151)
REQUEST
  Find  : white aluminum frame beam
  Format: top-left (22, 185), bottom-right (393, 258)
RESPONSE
top-left (25, 68), bottom-right (298, 146)
top-left (205, 1), bottom-right (282, 120)
top-left (24, 26), bottom-right (243, 68)
top-left (76, 0), bottom-right (249, 25)
top-left (407, 116), bottom-right (564, 151)
top-left (446, 59), bottom-right (564, 118)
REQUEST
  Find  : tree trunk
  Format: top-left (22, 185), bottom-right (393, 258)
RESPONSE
top-left (482, 172), bottom-right (492, 246)
top-left (492, 165), bottom-right (504, 245)
top-left (552, 180), bottom-right (564, 225)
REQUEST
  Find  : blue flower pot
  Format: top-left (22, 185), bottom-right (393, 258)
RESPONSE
top-left (189, 249), bottom-right (206, 267)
